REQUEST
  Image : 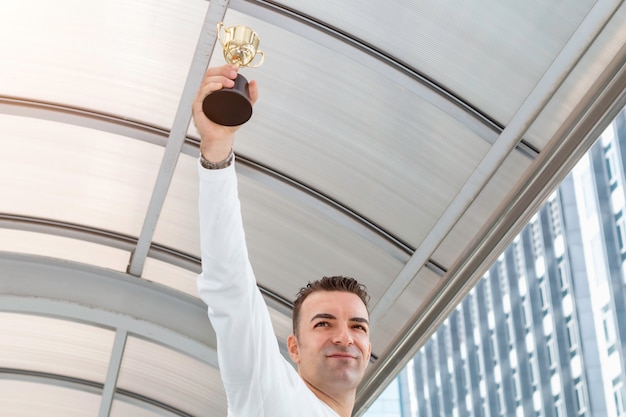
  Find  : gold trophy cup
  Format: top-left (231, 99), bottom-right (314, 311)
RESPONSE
top-left (202, 23), bottom-right (265, 126)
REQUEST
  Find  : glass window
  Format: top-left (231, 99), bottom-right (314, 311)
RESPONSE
top-left (575, 383), bottom-right (587, 413)
top-left (547, 339), bottom-right (557, 369)
top-left (555, 400), bottom-right (564, 417)
top-left (616, 212), bottom-right (626, 253)
top-left (557, 261), bottom-right (569, 290)
top-left (614, 389), bottom-right (625, 416)
top-left (539, 281), bottom-right (549, 310)
top-left (566, 321), bottom-right (578, 351)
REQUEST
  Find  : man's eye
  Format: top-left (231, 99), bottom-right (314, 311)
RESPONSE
top-left (314, 321), bottom-right (329, 328)
top-left (353, 324), bottom-right (368, 332)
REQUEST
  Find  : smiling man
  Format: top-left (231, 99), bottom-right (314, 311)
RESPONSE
top-left (193, 65), bottom-right (371, 417)
top-left (289, 279), bottom-right (372, 416)
top-left (193, 65), bottom-right (372, 417)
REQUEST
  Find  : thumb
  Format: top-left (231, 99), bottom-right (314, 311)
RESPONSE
top-left (248, 80), bottom-right (259, 106)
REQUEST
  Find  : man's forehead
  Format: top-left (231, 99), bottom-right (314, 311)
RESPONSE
top-left (301, 290), bottom-right (368, 316)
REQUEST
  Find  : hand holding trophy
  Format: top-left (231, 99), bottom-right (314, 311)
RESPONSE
top-left (202, 23), bottom-right (265, 126)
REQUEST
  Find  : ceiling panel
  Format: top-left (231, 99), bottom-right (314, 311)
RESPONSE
top-left (142, 257), bottom-right (200, 297)
top-left (0, 229), bottom-right (129, 272)
top-left (0, 115), bottom-right (163, 237)
top-left (154, 154), bottom-right (201, 256)
top-left (110, 398), bottom-right (182, 417)
top-left (224, 10), bottom-right (492, 248)
top-left (272, 0), bottom-right (595, 124)
top-left (0, 0), bottom-right (206, 128)
top-left (237, 172), bottom-right (407, 307)
top-left (432, 152), bottom-right (533, 268)
top-left (525, 3), bottom-right (626, 148)
top-left (117, 336), bottom-right (227, 416)
top-left (370, 267), bottom-right (441, 355)
top-left (0, 313), bottom-right (114, 383)
top-left (0, 380), bottom-right (101, 417)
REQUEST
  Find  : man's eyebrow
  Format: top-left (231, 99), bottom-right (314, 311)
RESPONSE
top-left (311, 313), bottom-right (336, 322)
top-left (310, 313), bottom-right (369, 325)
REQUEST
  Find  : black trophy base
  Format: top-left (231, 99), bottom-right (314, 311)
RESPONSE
top-left (202, 74), bottom-right (252, 126)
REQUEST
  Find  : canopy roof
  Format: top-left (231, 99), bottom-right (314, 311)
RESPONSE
top-left (1, 0), bottom-right (626, 415)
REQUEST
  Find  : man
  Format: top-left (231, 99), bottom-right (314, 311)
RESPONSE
top-left (193, 64), bottom-right (372, 417)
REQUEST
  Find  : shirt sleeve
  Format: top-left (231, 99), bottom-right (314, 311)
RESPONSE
top-left (196, 159), bottom-right (298, 415)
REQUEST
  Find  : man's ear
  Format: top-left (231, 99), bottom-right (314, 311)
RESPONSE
top-left (287, 334), bottom-right (300, 364)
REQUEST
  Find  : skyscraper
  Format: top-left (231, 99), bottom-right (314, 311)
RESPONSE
top-left (388, 107), bottom-right (626, 417)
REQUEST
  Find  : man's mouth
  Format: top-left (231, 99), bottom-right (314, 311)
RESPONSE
top-left (327, 353), bottom-right (356, 359)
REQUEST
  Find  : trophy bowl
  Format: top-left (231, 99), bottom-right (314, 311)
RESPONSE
top-left (202, 23), bottom-right (264, 126)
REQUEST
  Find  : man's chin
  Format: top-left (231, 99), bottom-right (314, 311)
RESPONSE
top-left (324, 368), bottom-right (364, 387)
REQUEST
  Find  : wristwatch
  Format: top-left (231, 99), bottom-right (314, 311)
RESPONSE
top-left (200, 150), bottom-right (234, 170)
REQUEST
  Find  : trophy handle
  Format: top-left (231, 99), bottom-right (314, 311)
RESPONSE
top-left (216, 22), bottom-right (226, 48)
top-left (247, 49), bottom-right (265, 68)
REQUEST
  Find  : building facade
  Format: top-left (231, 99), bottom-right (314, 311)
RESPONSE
top-left (370, 108), bottom-right (626, 417)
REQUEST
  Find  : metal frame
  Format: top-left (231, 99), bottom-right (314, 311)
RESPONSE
top-left (355, 36), bottom-right (626, 416)
top-left (1, 0), bottom-right (625, 415)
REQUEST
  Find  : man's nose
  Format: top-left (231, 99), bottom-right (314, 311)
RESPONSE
top-left (332, 325), bottom-right (354, 345)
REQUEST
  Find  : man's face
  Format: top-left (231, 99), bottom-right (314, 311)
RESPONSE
top-left (287, 290), bottom-right (371, 393)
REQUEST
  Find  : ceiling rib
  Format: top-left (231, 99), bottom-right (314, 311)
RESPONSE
top-left (516, 139), bottom-right (541, 160)
top-left (127, 0), bottom-right (230, 277)
top-left (0, 256), bottom-right (218, 365)
top-left (0, 96), bottom-right (172, 149)
top-left (229, 0), bottom-right (501, 143)
top-left (356, 19), bottom-right (626, 417)
top-left (99, 329), bottom-right (127, 417)
top-left (369, 0), bottom-right (623, 325)
top-left (231, 1), bottom-right (541, 155)
top-left (0, 368), bottom-right (191, 417)
top-left (237, 160), bottom-right (414, 261)
top-left (0, 214), bottom-right (296, 314)
top-left (0, 213), bottom-right (200, 271)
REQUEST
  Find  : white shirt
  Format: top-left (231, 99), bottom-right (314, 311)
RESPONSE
top-left (197, 160), bottom-right (340, 417)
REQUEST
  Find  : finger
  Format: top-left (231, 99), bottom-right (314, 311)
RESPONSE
top-left (204, 64), bottom-right (238, 81)
top-left (200, 75), bottom-right (235, 91)
top-left (194, 77), bottom-right (235, 108)
top-left (204, 63), bottom-right (236, 76)
top-left (248, 80), bottom-right (259, 105)
top-left (202, 79), bottom-right (234, 94)
top-left (198, 66), bottom-right (237, 97)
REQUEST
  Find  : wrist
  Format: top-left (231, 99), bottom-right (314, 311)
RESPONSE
top-left (200, 149), bottom-right (234, 170)
top-left (199, 135), bottom-right (234, 162)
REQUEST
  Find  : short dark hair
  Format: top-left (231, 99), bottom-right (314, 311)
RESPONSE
top-left (292, 275), bottom-right (370, 337)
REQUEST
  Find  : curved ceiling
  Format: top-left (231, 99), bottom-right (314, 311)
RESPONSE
top-left (1, 0), bottom-right (626, 415)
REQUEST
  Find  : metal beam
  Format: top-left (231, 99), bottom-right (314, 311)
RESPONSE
top-left (0, 252), bottom-right (217, 365)
top-left (0, 213), bottom-right (201, 272)
top-left (369, 0), bottom-right (623, 325)
top-left (0, 213), bottom-right (299, 314)
top-left (0, 250), bottom-right (295, 362)
top-left (99, 329), bottom-right (127, 417)
top-left (0, 368), bottom-right (190, 416)
top-left (127, 0), bottom-right (230, 276)
top-left (0, 96), bottom-right (172, 148)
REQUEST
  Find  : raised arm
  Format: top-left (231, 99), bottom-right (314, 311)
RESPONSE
top-left (193, 66), bottom-right (300, 412)
top-left (193, 64), bottom-right (259, 303)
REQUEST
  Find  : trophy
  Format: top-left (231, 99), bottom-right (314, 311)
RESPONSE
top-left (202, 23), bottom-right (265, 126)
